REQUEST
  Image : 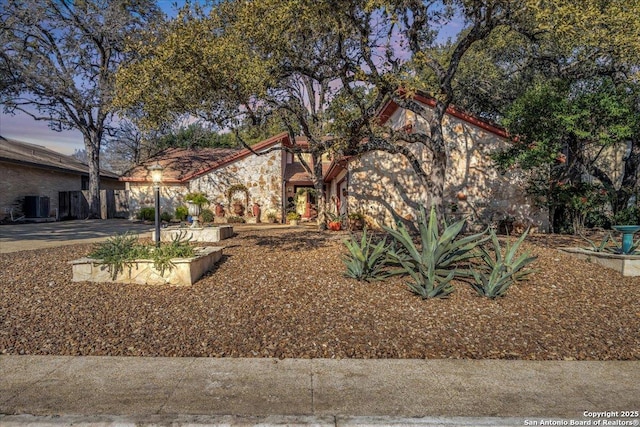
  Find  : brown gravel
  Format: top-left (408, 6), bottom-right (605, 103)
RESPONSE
top-left (0, 228), bottom-right (638, 360)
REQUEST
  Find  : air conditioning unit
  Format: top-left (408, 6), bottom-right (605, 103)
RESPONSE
top-left (23, 196), bottom-right (50, 218)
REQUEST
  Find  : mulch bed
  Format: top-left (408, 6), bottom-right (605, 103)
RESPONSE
top-left (1, 228), bottom-right (638, 360)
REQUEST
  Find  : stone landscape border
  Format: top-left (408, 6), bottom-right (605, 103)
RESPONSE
top-left (69, 246), bottom-right (224, 286)
top-left (558, 247), bottom-right (640, 277)
top-left (152, 225), bottom-right (233, 243)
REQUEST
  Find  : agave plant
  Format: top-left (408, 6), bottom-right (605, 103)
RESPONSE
top-left (579, 231), bottom-right (614, 253)
top-left (384, 206), bottom-right (487, 299)
top-left (343, 228), bottom-right (389, 281)
top-left (469, 228), bottom-right (537, 298)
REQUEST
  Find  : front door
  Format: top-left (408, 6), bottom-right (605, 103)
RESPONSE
top-left (295, 186), bottom-right (317, 219)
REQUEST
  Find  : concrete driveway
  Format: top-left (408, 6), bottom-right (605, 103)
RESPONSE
top-left (0, 219), bottom-right (154, 253)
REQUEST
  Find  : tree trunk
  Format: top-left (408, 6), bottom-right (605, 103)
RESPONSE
top-left (615, 139), bottom-right (640, 214)
top-left (84, 133), bottom-right (102, 219)
top-left (428, 119), bottom-right (447, 225)
top-left (313, 156), bottom-right (327, 230)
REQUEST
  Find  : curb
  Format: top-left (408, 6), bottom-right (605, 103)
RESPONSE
top-left (0, 414), bottom-right (532, 426)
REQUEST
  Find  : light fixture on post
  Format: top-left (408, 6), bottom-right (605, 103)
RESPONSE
top-left (148, 162), bottom-right (164, 248)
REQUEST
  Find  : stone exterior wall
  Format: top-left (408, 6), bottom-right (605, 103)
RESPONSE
top-left (348, 108), bottom-right (549, 232)
top-left (125, 182), bottom-right (188, 220)
top-left (125, 144), bottom-right (284, 222)
top-left (190, 145), bottom-right (283, 222)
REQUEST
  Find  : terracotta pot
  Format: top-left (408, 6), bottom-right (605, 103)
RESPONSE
top-left (252, 203), bottom-right (261, 221)
top-left (328, 221), bottom-right (342, 231)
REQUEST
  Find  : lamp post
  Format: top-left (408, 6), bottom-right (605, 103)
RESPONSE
top-left (148, 162), bottom-right (163, 248)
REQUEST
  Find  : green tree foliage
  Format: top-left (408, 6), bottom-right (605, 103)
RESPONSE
top-left (0, 0), bottom-right (163, 218)
top-left (114, 0), bottom-right (640, 226)
top-left (495, 78), bottom-right (639, 232)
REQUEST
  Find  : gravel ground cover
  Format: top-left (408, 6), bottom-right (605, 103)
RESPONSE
top-left (0, 228), bottom-right (638, 360)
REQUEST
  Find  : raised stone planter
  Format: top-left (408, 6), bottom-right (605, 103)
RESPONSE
top-left (153, 225), bottom-right (233, 243)
top-left (70, 246), bottom-right (223, 286)
top-left (558, 247), bottom-right (640, 277)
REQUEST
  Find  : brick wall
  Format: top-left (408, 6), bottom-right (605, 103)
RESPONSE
top-left (1, 162), bottom-right (81, 219)
top-left (1, 162), bottom-right (126, 220)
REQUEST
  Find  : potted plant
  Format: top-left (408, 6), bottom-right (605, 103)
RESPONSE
top-left (287, 211), bottom-right (301, 226)
top-left (184, 192), bottom-right (209, 228)
top-left (327, 212), bottom-right (343, 231)
top-left (347, 212), bottom-right (365, 231)
top-left (267, 211), bottom-right (278, 223)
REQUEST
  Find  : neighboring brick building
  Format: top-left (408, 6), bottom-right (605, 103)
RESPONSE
top-left (0, 136), bottom-right (124, 221)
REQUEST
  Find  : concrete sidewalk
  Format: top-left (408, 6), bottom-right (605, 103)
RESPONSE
top-left (1, 356), bottom-right (638, 426)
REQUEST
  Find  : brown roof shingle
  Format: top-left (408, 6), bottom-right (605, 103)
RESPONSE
top-left (121, 132), bottom-right (289, 183)
top-left (0, 136), bottom-right (119, 179)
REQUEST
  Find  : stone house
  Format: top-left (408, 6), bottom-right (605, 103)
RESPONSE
top-left (121, 133), bottom-right (304, 222)
top-left (331, 93), bottom-right (549, 231)
top-left (121, 94), bottom-right (548, 231)
top-left (0, 136), bottom-right (124, 221)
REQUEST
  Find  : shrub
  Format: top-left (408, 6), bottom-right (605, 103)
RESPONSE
top-left (89, 232), bottom-right (194, 280)
top-left (185, 192), bottom-right (209, 206)
top-left (200, 208), bottom-right (215, 223)
top-left (384, 206), bottom-right (487, 299)
top-left (227, 216), bottom-right (245, 223)
top-left (612, 207), bottom-right (640, 225)
top-left (175, 205), bottom-right (188, 221)
top-left (136, 207), bottom-right (155, 221)
top-left (469, 229), bottom-right (537, 298)
top-left (286, 211), bottom-right (301, 221)
top-left (160, 211), bottom-right (172, 222)
top-left (343, 228), bottom-right (389, 282)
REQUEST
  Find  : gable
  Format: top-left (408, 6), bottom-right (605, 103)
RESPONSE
top-left (121, 132), bottom-right (290, 183)
top-left (379, 93), bottom-right (508, 139)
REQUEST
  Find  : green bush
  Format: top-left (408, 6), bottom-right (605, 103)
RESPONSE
top-left (175, 205), bottom-right (188, 221)
top-left (286, 211), bottom-right (301, 221)
top-left (612, 207), bottom-right (640, 225)
top-left (343, 228), bottom-right (389, 282)
top-left (160, 211), bottom-right (172, 222)
top-left (200, 208), bottom-right (215, 223)
top-left (185, 192), bottom-right (209, 206)
top-left (227, 216), bottom-right (245, 223)
top-left (89, 232), bottom-right (194, 280)
top-left (384, 206), bottom-right (487, 299)
top-left (469, 229), bottom-right (537, 299)
top-left (136, 207), bottom-right (155, 221)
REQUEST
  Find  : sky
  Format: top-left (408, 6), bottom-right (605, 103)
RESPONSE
top-left (0, 1), bottom-right (464, 156)
top-left (0, 1), bottom-right (185, 155)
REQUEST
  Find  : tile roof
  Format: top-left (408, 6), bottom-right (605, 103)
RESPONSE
top-left (121, 132), bottom-right (289, 183)
top-left (0, 135), bottom-right (119, 179)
